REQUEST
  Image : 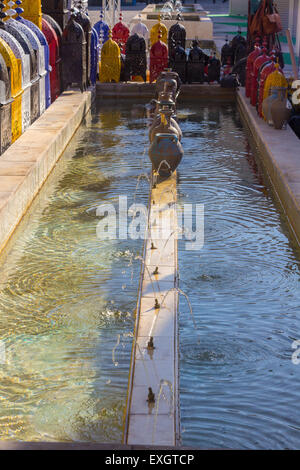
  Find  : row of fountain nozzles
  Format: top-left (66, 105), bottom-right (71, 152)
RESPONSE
top-left (147, 69), bottom-right (184, 179)
top-left (145, 69), bottom-right (183, 405)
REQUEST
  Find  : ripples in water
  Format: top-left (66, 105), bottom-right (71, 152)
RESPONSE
top-left (1, 101), bottom-right (300, 448)
top-left (178, 104), bottom-right (300, 449)
top-left (0, 103), bottom-right (149, 442)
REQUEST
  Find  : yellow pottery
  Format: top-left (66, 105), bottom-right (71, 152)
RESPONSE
top-left (262, 63), bottom-right (287, 120)
top-left (20, 0), bottom-right (42, 30)
top-left (99, 34), bottom-right (121, 83)
top-left (150, 17), bottom-right (167, 46)
top-left (0, 37), bottom-right (23, 142)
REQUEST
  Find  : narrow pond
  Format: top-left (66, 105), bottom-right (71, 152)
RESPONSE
top-left (0, 101), bottom-right (299, 448)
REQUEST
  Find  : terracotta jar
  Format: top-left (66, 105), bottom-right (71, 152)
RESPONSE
top-left (155, 69), bottom-right (181, 100)
top-left (262, 87), bottom-right (286, 126)
top-left (262, 87), bottom-right (279, 125)
top-left (155, 75), bottom-right (178, 101)
top-left (271, 93), bottom-right (291, 129)
top-left (149, 110), bottom-right (182, 143)
top-left (149, 133), bottom-right (184, 177)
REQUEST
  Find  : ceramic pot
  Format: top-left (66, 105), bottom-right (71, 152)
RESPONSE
top-left (155, 76), bottom-right (178, 101)
top-left (149, 133), bottom-right (184, 177)
top-left (149, 113), bottom-right (182, 142)
top-left (271, 97), bottom-right (291, 129)
top-left (262, 87), bottom-right (279, 125)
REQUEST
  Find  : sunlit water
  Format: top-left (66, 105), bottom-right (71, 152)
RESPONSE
top-left (0, 103), bottom-right (149, 442)
top-left (177, 105), bottom-right (300, 449)
top-left (0, 102), bottom-right (300, 448)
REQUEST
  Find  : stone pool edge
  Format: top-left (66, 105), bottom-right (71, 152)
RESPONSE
top-left (96, 83), bottom-right (235, 102)
top-left (0, 88), bottom-right (95, 255)
top-left (237, 89), bottom-right (300, 246)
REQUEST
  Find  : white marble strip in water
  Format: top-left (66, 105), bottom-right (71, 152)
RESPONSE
top-left (124, 173), bottom-right (180, 447)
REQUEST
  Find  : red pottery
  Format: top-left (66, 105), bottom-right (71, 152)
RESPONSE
top-left (112, 14), bottom-right (129, 54)
top-left (245, 39), bottom-right (261, 98)
top-left (150, 38), bottom-right (168, 83)
top-left (250, 47), bottom-right (270, 107)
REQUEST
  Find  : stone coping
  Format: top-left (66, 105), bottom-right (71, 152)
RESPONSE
top-left (237, 88), bottom-right (300, 245)
top-left (0, 88), bottom-right (94, 255)
top-left (96, 82), bottom-right (235, 102)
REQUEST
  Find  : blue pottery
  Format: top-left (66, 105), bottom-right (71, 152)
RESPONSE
top-left (93, 17), bottom-right (109, 44)
top-left (90, 27), bottom-right (99, 86)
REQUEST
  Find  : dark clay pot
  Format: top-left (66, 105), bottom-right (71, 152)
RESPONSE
top-left (271, 98), bottom-right (291, 130)
top-left (149, 133), bottom-right (184, 177)
top-left (149, 114), bottom-right (182, 143)
top-left (262, 87), bottom-right (278, 125)
top-left (262, 87), bottom-right (287, 126)
top-left (155, 71), bottom-right (180, 101)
